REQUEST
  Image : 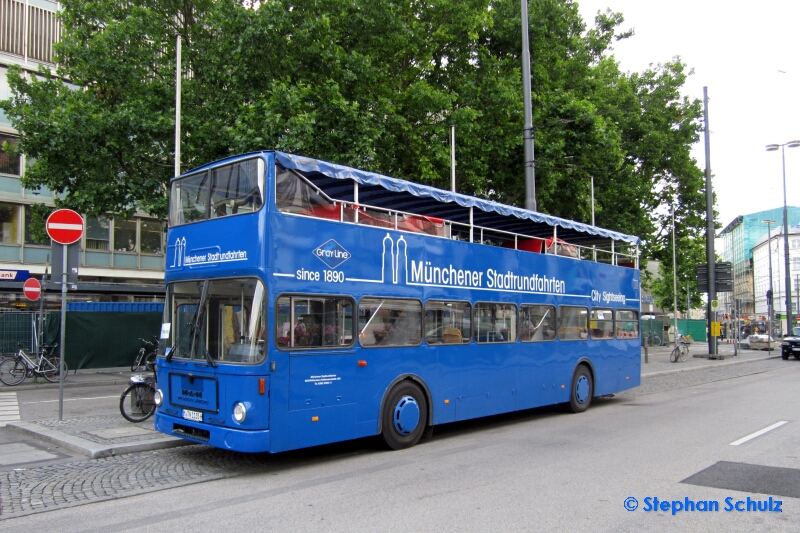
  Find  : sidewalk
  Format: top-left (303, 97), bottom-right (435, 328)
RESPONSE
top-left (640, 340), bottom-right (781, 377)
top-left (1, 344), bottom-right (784, 460)
top-left (2, 367), bottom-right (191, 459)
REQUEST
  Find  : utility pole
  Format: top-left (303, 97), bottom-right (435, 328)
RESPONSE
top-left (703, 87), bottom-right (717, 356)
top-left (672, 205), bottom-right (679, 347)
top-left (521, 0), bottom-right (536, 211)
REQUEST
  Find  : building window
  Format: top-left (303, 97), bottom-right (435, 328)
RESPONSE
top-left (0, 202), bottom-right (20, 244)
top-left (140, 220), bottom-right (163, 254)
top-left (114, 217), bottom-right (137, 252)
top-left (24, 205), bottom-right (49, 245)
top-left (0, 0), bottom-right (25, 57)
top-left (0, 134), bottom-right (21, 176)
top-left (85, 217), bottom-right (110, 250)
top-left (27, 4), bottom-right (62, 64)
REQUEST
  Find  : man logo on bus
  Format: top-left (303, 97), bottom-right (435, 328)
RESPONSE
top-left (313, 240), bottom-right (351, 269)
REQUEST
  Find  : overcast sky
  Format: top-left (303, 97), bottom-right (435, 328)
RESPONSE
top-left (575, 0), bottom-right (800, 229)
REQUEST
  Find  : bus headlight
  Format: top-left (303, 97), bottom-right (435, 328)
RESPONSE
top-left (154, 389), bottom-right (163, 406)
top-left (233, 402), bottom-right (247, 423)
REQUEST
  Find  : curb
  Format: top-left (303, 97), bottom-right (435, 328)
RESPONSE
top-left (641, 354), bottom-right (781, 378)
top-left (0, 378), bottom-right (130, 392)
top-left (5, 420), bottom-right (191, 459)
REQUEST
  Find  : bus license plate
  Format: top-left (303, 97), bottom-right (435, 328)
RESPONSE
top-left (183, 409), bottom-right (203, 422)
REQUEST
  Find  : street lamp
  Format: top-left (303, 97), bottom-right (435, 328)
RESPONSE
top-left (763, 219), bottom-right (776, 354)
top-left (765, 140), bottom-right (800, 332)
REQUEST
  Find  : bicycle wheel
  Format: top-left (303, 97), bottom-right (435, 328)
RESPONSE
top-left (0, 358), bottom-right (26, 386)
top-left (144, 351), bottom-right (156, 372)
top-left (653, 335), bottom-right (662, 347)
top-left (670, 346), bottom-right (680, 363)
top-left (120, 383), bottom-right (156, 423)
top-left (43, 356), bottom-right (68, 383)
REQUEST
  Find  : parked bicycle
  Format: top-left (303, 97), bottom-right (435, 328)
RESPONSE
top-left (670, 335), bottom-right (692, 363)
top-left (646, 330), bottom-right (661, 347)
top-left (132, 336), bottom-right (158, 372)
top-left (0, 343), bottom-right (67, 386)
top-left (119, 337), bottom-right (158, 422)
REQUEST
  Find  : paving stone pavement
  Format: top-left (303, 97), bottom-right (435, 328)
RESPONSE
top-left (31, 415), bottom-right (168, 445)
top-left (0, 445), bottom-right (281, 520)
top-left (0, 355), bottom-right (792, 521)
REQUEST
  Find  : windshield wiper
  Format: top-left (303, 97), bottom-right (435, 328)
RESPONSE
top-left (166, 280), bottom-right (216, 367)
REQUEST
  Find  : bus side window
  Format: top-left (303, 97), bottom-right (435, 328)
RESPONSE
top-left (557, 306), bottom-right (588, 341)
top-left (520, 304), bottom-right (556, 342)
top-left (474, 302), bottom-right (517, 344)
top-left (589, 308), bottom-right (614, 339)
top-left (359, 298), bottom-right (423, 347)
top-left (424, 300), bottom-right (471, 345)
top-left (275, 295), bottom-right (354, 349)
top-left (615, 309), bottom-right (640, 339)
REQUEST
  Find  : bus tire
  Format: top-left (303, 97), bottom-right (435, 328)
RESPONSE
top-left (381, 381), bottom-right (428, 450)
top-left (568, 365), bottom-right (593, 414)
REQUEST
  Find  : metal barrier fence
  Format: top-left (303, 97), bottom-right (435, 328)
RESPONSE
top-left (0, 311), bottom-right (46, 354)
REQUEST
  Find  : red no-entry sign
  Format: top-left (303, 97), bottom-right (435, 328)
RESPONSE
top-left (46, 209), bottom-right (84, 245)
top-left (23, 277), bottom-right (41, 301)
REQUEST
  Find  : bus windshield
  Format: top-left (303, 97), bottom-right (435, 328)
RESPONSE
top-left (170, 158), bottom-right (264, 226)
top-left (164, 278), bottom-right (267, 364)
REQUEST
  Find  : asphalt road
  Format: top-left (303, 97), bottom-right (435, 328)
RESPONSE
top-left (1, 358), bottom-right (799, 532)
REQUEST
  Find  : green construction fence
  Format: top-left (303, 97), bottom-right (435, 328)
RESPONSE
top-left (45, 312), bottom-right (162, 370)
top-left (676, 319), bottom-right (707, 342)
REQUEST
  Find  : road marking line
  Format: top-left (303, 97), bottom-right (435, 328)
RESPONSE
top-left (0, 392), bottom-right (20, 427)
top-left (21, 395), bottom-right (119, 404)
top-left (730, 421), bottom-right (789, 446)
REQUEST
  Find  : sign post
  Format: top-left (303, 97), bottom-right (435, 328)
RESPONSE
top-left (46, 209), bottom-right (84, 421)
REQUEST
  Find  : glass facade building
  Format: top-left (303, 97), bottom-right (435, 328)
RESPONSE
top-left (719, 207), bottom-right (800, 322)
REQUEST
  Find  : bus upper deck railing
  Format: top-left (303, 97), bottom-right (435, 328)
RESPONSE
top-left (279, 198), bottom-right (638, 269)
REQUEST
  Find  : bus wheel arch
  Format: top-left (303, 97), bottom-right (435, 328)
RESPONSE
top-left (379, 376), bottom-right (432, 450)
top-left (568, 362), bottom-right (594, 414)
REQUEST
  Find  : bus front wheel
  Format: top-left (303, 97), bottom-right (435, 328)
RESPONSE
top-left (568, 365), bottom-right (593, 413)
top-left (381, 381), bottom-right (428, 450)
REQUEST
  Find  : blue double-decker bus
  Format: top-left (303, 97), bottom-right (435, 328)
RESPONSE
top-left (152, 151), bottom-right (641, 453)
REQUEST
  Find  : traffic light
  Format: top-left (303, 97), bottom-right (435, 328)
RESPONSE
top-left (767, 289), bottom-right (773, 301)
top-left (776, 313), bottom-right (781, 320)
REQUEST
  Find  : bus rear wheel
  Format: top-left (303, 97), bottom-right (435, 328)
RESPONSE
top-left (381, 381), bottom-right (428, 450)
top-left (568, 365), bottom-right (593, 413)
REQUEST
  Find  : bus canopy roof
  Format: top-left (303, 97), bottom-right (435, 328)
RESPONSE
top-left (274, 152), bottom-right (639, 247)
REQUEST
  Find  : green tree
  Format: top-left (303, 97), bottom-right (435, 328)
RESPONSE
top-left (1, 0), bottom-right (711, 263)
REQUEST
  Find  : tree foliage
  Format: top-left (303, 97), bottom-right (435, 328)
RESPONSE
top-left (2, 0), bottom-right (710, 279)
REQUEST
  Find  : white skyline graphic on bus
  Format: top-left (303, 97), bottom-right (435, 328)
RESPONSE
top-left (170, 237), bottom-right (248, 269)
top-left (353, 233), bottom-right (571, 296)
